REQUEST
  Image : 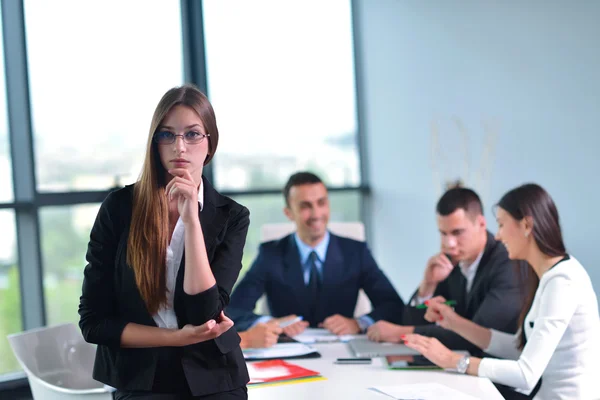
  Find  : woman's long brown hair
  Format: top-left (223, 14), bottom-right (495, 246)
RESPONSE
top-left (127, 84), bottom-right (219, 314)
top-left (496, 183), bottom-right (566, 349)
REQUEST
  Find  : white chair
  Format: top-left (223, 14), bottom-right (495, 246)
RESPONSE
top-left (7, 323), bottom-right (113, 400)
top-left (257, 222), bottom-right (372, 318)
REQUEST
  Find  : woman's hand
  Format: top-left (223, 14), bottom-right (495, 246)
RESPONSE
top-left (402, 333), bottom-right (462, 369)
top-left (424, 296), bottom-right (460, 331)
top-left (176, 311), bottom-right (233, 346)
top-left (165, 168), bottom-right (199, 225)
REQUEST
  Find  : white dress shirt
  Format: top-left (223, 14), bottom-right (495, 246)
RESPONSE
top-left (294, 231), bottom-right (330, 284)
top-left (479, 256), bottom-right (600, 399)
top-left (152, 182), bottom-right (204, 329)
top-left (459, 250), bottom-right (483, 293)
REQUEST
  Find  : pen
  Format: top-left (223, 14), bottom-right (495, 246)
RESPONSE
top-left (416, 300), bottom-right (457, 309)
top-left (279, 316), bottom-right (303, 328)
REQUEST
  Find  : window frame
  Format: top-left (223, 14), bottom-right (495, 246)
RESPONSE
top-left (0, 0), bottom-right (369, 388)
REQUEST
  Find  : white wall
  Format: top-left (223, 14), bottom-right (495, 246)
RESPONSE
top-left (355, 1), bottom-right (600, 304)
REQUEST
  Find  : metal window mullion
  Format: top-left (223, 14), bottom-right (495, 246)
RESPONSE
top-left (1, 0), bottom-right (46, 329)
top-left (350, 0), bottom-right (371, 240)
top-left (180, 0), bottom-right (213, 183)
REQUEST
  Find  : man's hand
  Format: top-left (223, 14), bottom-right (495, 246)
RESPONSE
top-left (418, 253), bottom-right (454, 298)
top-left (239, 320), bottom-right (283, 349)
top-left (275, 315), bottom-right (309, 337)
top-left (176, 311), bottom-right (233, 346)
top-left (367, 321), bottom-right (414, 343)
top-left (320, 314), bottom-right (360, 335)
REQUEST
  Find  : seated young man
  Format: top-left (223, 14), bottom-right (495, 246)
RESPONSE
top-left (367, 187), bottom-right (525, 356)
top-left (229, 172), bottom-right (404, 347)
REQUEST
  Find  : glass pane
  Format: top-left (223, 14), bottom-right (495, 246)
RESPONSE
top-left (204, 0), bottom-right (360, 191)
top-left (0, 210), bottom-right (21, 375)
top-left (40, 204), bottom-right (100, 325)
top-left (24, 0), bottom-right (183, 192)
top-left (0, 7), bottom-right (13, 203)
top-left (231, 191), bottom-right (361, 279)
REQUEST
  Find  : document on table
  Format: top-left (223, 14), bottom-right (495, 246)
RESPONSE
top-left (243, 343), bottom-right (318, 360)
top-left (369, 383), bottom-right (479, 400)
top-left (293, 328), bottom-right (362, 344)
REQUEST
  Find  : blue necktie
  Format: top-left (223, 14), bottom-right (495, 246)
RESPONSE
top-left (306, 251), bottom-right (321, 327)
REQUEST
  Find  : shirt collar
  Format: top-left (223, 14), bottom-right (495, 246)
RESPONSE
top-left (198, 180), bottom-right (204, 211)
top-left (294, 230), bottom-right (330, 264)
top-left (459, 250), bottom-right (484, 279)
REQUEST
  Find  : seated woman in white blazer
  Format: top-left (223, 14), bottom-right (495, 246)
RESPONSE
top-left (403, 183), bottom-right (600, 400)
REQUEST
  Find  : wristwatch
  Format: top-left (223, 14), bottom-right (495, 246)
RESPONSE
top-left (456, 355), bottom-right (470, 374)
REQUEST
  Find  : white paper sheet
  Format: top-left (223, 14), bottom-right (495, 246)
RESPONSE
top-left (369, 383), bottom-right (479, 400)
top-left (243, 343), bottom-right (317, 360)
top-left (293, 328), bottom-right (362, 344)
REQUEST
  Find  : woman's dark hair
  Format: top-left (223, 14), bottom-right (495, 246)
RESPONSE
top-left (128, 84), bottom-right (218, 314)
top-left (496, 183), bottom-right (566, 348)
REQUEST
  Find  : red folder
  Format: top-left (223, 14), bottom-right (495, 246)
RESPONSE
top-left (247, 359), bottom-right (322, 385)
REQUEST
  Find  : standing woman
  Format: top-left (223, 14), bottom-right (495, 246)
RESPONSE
top-left (79, 84), bottom-right (250, 399)
top-left (402, 184), bottom-right (600, 399)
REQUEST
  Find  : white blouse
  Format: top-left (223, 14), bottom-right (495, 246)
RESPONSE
top-left (478, 256), bottom-right (600, 399)
top-left (152, 182), bottom-right (204, 329)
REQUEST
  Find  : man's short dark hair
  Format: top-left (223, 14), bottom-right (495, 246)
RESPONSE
top-left (283, 172), bottom-right (323, 207)
top-left (436, 187), bottom-right (484, 218)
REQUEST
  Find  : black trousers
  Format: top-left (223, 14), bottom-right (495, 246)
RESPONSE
top-left (113, 387), bottom-right (248, 400)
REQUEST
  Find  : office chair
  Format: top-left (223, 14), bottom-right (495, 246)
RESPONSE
top-left (7, 323), bottom-right (112, 400)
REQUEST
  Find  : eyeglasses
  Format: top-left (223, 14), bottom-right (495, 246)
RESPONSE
top-left (153, 131), bottom-right (210, 145)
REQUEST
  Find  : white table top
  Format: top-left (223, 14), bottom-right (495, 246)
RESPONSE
top-left (247, 342), bottom-right (504, 399)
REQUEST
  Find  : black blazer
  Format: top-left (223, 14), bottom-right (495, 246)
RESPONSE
top-left (403, 232), bottom-right (525, 356)
top-left (78, 177), bottom-right (250, 396)
top-left (228, 233), bottom-right (405, 331)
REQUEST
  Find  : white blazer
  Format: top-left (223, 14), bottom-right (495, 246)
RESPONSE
top-left (478, 256), bottom-right (600, 399)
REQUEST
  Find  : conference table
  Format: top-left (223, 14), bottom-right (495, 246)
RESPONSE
top-left (247, 341), bottom-right (504, 399)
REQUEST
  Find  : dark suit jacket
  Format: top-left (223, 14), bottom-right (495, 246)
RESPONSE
top-left (78, 177), bottom-right (250, 396)
top-left (402, 231), bottom-right (525, 355)
top-left (228, 233), bottom-right (405, 331)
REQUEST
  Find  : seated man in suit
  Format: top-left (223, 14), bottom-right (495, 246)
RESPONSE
top-left (229, 171), bottom-right (404, 345)
top-left (367, 186), bottom-right (525, 356)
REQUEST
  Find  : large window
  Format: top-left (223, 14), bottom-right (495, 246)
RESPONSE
top-left (203, 0), bottom-right (360, 191)
top-left (0, 211), bottom-right (21, 376)
top-left (21, 0), bottom-right (185, 328)
top-left (0, 1), bottom-right (366, 388)
top-left (39, 205), bottom-right (100, 325)
top-left (0, 9), bottom-right (20, 377)
top-left (24, 0), bottom-right (184, 192)
top-left (0, 9), bottom-right (12, 203)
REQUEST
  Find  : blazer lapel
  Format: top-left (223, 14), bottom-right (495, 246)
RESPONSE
top-left (282, 235), bottom-right (311, 318)
top-left (199, 176), bottom-right (225, 254)
top-left (465, 231), bottom-right (495, 310)
top-left (319, 234), bottom-right (344, 320)
top-left (446, 268), bottom-right (468, 316)
top-left (321, 234), bottom-right (343, 292)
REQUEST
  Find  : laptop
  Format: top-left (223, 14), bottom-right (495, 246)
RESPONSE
top-left (347, 338), bottom-right (420, 358)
